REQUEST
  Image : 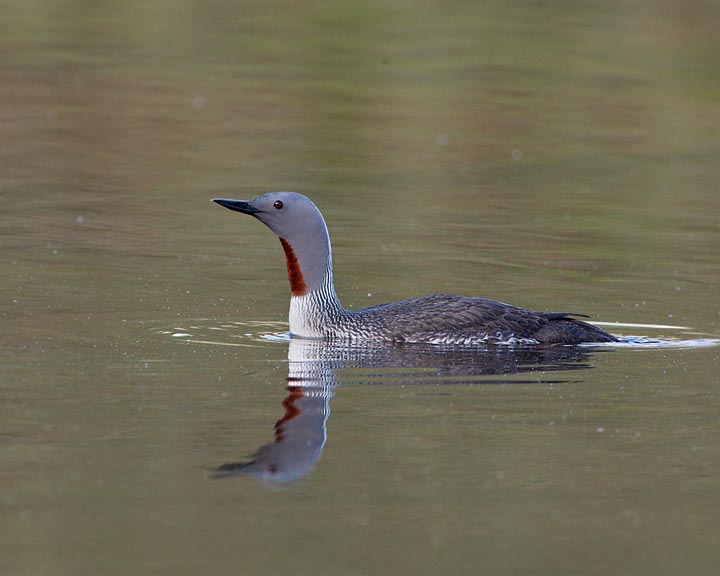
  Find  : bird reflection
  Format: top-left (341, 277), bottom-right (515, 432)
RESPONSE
top-left (214, 339), bottom-right (608, 482)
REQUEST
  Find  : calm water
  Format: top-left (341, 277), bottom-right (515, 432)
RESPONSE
top-left (2, 1), bottom-right (720, 575)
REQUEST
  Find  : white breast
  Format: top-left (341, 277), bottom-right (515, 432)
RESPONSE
top-left (288, 295), bottom-right (325, 338)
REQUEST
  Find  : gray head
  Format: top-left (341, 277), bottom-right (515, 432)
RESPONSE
top-left (213, 192), bottom-right (333, 295)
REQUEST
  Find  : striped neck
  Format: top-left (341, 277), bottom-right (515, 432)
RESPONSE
top-left (274, 209), bottom-right (360, 337)
top-left (288, 271), bottom-right (348, 338)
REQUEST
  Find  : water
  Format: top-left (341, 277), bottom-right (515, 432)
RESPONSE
top-left (2, 1), bottom-right (720, 575)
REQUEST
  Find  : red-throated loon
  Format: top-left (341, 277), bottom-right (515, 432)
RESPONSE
top-left (212, 192), bottom-right (617, 345)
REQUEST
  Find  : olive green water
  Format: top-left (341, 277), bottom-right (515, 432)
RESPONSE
top-left (2, 1), bottom-right (720, 575)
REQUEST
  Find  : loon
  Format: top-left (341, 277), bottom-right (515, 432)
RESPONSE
top-left (212, 192), bottom-right (617, 345)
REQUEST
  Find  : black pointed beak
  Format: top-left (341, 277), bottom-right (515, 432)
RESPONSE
top-left (212, 198), bottom-right (262, 216)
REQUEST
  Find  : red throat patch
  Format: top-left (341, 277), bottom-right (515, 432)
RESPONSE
top-left (279, 238), bottom-right (307, 296)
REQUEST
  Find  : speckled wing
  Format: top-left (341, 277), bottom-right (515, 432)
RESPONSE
top-left (356, 294), bottom-right (615, 345)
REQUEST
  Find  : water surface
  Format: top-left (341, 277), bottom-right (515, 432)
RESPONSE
top-left (2, 1), bottom-right (720, 575)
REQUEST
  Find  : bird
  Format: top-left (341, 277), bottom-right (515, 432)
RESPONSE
top-left (212, 192), bottom-right (617, 345)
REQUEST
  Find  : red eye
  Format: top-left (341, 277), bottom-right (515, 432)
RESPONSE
top-left (273, 200), bottom-right (284, 210)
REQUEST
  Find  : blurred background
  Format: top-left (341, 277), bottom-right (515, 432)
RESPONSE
top-left (3, 0), bottom-right (719, 324)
